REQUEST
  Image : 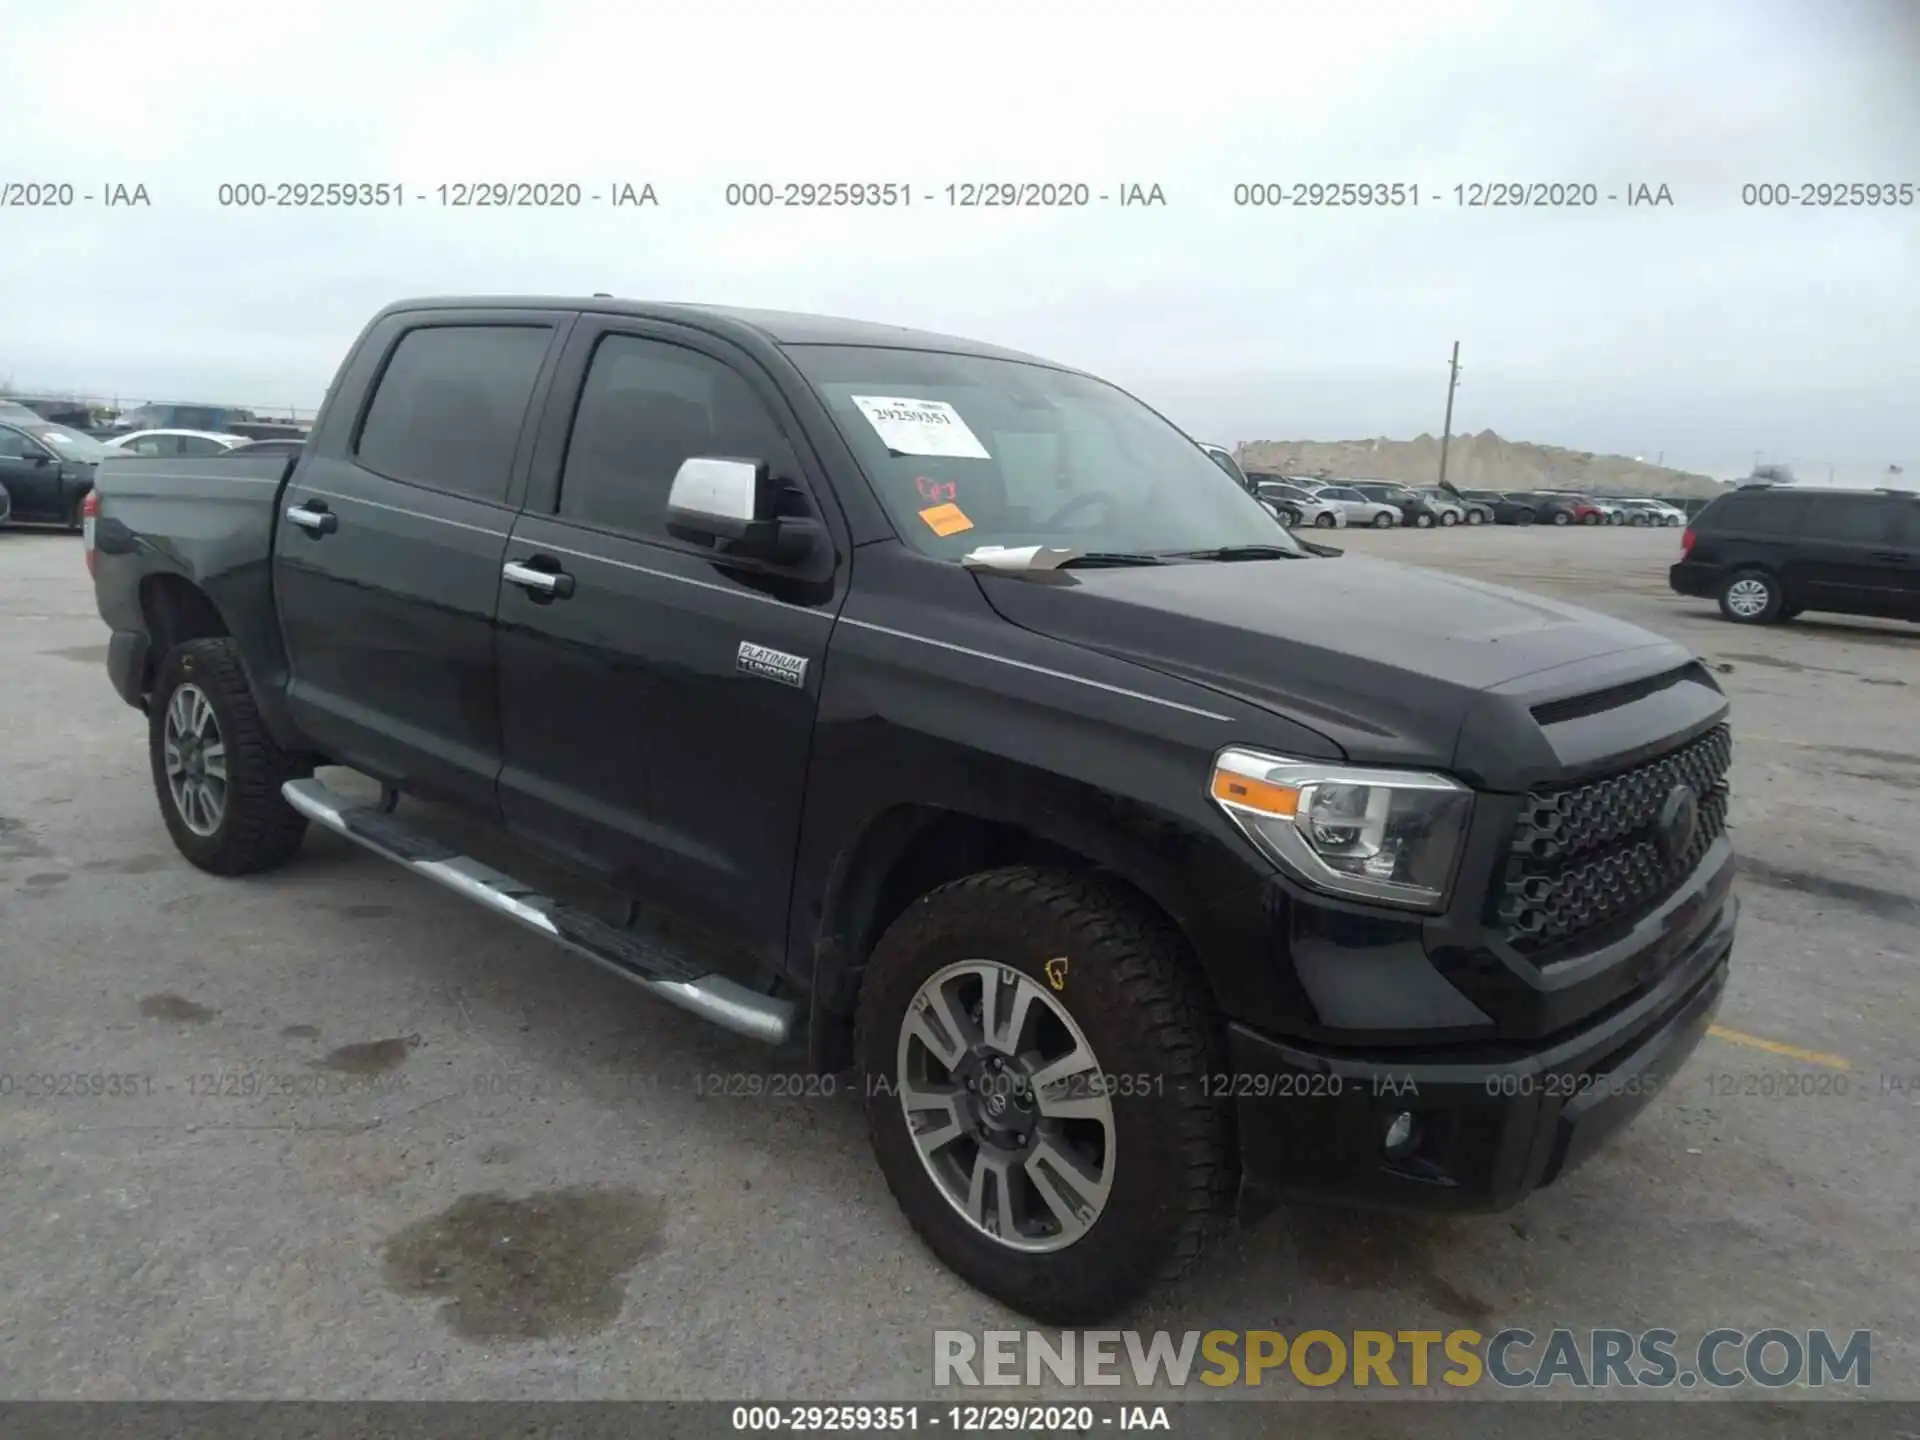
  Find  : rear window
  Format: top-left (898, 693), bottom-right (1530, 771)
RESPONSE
top-left (1696, 491), bottom-right (1810, 536)
top-left (355, 323), bottom-right (553, 502)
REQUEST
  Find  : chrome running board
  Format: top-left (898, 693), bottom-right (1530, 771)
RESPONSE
top-left (282, 777), bottom-right (794, 1045)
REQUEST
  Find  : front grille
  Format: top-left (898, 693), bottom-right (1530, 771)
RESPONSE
top-left (1493, 724), bottom-right (1732, 956)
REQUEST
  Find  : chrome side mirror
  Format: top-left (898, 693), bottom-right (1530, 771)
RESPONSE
top-left (665, 456), bottom-right (820, 563)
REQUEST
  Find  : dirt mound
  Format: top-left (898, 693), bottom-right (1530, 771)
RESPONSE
top-left (1235, 429), bottom-right (1729, 499)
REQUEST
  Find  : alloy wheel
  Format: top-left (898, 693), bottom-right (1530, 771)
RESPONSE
top-left (163, 682), bottom-right (228, 836)
top-left (896, 960), bottom-right (1116, 1253)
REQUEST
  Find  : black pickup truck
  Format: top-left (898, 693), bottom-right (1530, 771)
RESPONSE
top-left (87, 296), bottom-right (1737, 1322)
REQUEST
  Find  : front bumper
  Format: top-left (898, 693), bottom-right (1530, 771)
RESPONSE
top-left (1231, 891), bottom-right (1734, 1217)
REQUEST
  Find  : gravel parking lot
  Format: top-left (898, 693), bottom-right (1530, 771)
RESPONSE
top-left (1, 522), bottom-right (1915, 1403)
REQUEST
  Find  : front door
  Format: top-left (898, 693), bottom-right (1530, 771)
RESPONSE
top-left (494, 319), bottom-right (847, 973)
top-left (272, 312), bottom-right (569, 814)
top-left (0, 426), bottom-right (61, 520)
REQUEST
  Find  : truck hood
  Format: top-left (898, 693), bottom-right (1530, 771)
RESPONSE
top-left (976, 553), bottom-right (1690, 776)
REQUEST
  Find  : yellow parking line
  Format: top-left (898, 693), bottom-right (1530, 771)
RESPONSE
top-left (1707, 1024), bottom-right (1852, 1070)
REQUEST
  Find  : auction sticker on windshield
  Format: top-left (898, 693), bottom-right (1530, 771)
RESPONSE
top-left (851, 395), bottom-right (991, 459)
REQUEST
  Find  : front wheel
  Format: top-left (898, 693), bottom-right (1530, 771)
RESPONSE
top-left (1465, 509), bottom-right (1484, 525)
top-left (857, 867), bottom-right (1232, 1324)
top-left (1439, 510), bottom-right (1459, 527)
top-left (1552, 510), bottom-right (1571, 526)
top-left (1372, 511), bottom-right (1395, 528)
top-left (1313, 512), bottom-right (1335, 528)
top-left (149, 637), bottom-right (313, 874)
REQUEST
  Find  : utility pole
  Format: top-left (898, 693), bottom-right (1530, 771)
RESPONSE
top-left (1437, 341), bottom-right (1462, 490)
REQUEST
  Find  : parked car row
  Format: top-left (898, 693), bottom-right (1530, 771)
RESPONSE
top-left (1198, 450), bottom-right (1692, 534)
top-left (0, 418), bottom-right (304, 529)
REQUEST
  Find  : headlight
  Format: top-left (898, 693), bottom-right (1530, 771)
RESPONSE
top-left (1208, 748), bottom-right (1473, 911)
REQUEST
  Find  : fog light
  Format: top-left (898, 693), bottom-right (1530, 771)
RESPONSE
top-left (1382, 1110), bottom-right (1418, 1159)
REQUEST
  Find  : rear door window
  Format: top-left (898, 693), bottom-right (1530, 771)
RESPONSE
top-left (355, 323), bottom-right (553, 503)
top-left (1805, 494), bottom-right (1895, 544)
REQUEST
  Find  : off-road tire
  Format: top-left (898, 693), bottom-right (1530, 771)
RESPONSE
top-left (856, 866), bottom-right (1234, 1324)
top-left (150, 637), bottom-right (313, 874)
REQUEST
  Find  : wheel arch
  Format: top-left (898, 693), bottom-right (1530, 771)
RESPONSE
top-left (136, 572), bottom-right (313, 752)
top-left (139, 572), bottom-right (232, 684)
top-left (804, 794), bottom-right (1227, 1073)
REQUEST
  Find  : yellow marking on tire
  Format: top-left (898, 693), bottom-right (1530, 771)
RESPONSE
top-left (1043, 957), bottom-right (1069, 992)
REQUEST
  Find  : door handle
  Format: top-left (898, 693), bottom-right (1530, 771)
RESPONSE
top-left (284, 500), bottom-right (337, 535)
top-left (503, 559), bottom-right (575, 599)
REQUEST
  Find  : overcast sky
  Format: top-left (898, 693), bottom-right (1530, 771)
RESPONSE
top-left (3, 0), bottom-right (1915, 483)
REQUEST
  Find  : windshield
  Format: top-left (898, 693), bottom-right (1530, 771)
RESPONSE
top-left (786, 345), bottom-right (1304, 559)
top-left (28, 424), bottom-right (111, 461)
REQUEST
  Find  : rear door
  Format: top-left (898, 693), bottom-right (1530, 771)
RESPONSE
top-left (273, 309), bottom-right (572, 814)
top-left (1799, 493), bottom-right (1904, 616)
top-left (493, 317), bottom-right (848, 973)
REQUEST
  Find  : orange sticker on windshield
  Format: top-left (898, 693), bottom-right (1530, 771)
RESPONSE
top-left (919, 502), bottom-right (974, 537)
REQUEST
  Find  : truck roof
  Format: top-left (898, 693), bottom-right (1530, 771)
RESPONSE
top-left (374, 296), bottom-right (1066, 368)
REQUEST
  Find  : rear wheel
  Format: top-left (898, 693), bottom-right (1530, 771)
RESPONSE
top-left (1581, 512), bottom-right (1600, 526)
top-left (149, 638), bottom-right (313, 874)
top-left (1552, 510), bottom-right (1571, 526)
top-left (1313, 512), bottom-right (1335, 528)
top-left (1718, 568), bottom-right (1784, 624)
top-left (1464, 509), bottom-right (1484, 525)
top-left (1439, 510), bottom-right (1459, 527)
top-left (857, 867), bottom-right (1233, 1324)
top-left (1515, 509), bottom-right (1535, 526)
top-left (1413, 512), bottom-right (1434, 528)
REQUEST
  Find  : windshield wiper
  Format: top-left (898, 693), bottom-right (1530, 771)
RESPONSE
top-left (1056, 551), bottom-right (1168, 568)
top-left (961, 545), bottom-right (1166, 575)
top-left (1160, 544), bottom-right (1304, 561)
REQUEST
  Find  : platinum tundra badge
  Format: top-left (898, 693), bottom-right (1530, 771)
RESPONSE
top-left (737, 641), bottom-right (809, 688)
